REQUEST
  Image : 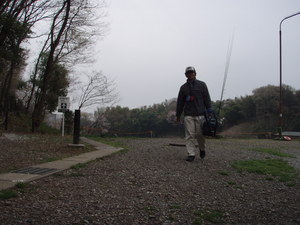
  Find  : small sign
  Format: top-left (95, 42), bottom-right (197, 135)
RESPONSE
top-left (58, 96), bottom-right (70, 112)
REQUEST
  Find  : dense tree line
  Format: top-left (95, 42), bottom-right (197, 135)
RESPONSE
top-left (84, 85), bottom-right (300, 137)
top-left (87, 99), bottom-right (179, 137)
top-left (219, 85), bottom-right (300, 132)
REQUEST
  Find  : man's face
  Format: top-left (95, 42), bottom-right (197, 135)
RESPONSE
top-left (185, 71), bottom-right (196, 80)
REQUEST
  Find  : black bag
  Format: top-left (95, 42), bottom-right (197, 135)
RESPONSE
top-left (202, 111), bottom-right (218, 137)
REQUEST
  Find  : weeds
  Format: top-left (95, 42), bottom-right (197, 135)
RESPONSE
top-left (218, 171), bottom-right (229, 176)
top-left (71, 162), bottom-right (88, 170)
top-left (193, 209), bottom-right (225, 224)
top-left (227, 181), bottom-right (236, 185)
top-left (69, 172), bottom-right (85, 177)
top-left (170, 204), bottom-right (181, 209)
top-left (15, 182), bottom-right (27, 189)
top-left (0, 190), bottom-right (17, 200)
top-left (43, 157), bottom-right (60, 162)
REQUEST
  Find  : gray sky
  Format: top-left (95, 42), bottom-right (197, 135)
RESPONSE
top-left (95, 0), bottom-right (300, 109)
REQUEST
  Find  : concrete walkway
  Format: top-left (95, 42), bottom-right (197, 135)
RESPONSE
top-left (0, 137), bottom-right (122, 191)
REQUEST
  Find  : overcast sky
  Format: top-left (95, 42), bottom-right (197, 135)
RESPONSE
top-left (95, 0), bottom-right (300, 109)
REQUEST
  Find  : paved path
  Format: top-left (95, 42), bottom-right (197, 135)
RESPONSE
top-left (0, 137), bottom-right (122, 191)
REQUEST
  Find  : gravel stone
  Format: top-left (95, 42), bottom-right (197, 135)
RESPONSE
top-left (0, 136), bottom-right (300, 224)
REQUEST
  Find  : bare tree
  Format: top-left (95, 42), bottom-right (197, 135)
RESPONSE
top-left (31, 0), bottom-right (107, 131)
top-left (77, 71), bottom-right (119, 110)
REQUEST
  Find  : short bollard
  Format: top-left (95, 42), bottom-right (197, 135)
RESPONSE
top-left (73, 109), bottom-right (81, 144)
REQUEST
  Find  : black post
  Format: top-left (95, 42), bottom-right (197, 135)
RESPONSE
top-left (73, 109), bottom-right (81, 144)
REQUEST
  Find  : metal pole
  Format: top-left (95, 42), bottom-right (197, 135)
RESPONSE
top-left (278, 12), bottom-right (300, 138)
top-left (62, 112), bottom-right (65, 137)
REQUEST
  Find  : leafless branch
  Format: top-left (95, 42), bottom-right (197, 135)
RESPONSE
top-left (78, 71), bottom-right (119, 110)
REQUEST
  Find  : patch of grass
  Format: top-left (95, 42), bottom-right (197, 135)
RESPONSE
top-left (170, 204), bottom-right (181, 209)
top-left (218, 171), bottom-right (229, 176)
top-left (69, 172), bottom-right (85, 177)
top-left (286, 183), bottom-right (296, 187)
top-left (193, 209), bottom-right (225, 224)
top-left (251, 148), bottom-right (295, 158)
top-left (192, 218), bottom-right (203, 225)
top-left (231, 159), bottom-right (298, 183)
top-left (0, 190), bottom-right (17, 200)
top-left (14, 182), bottom-right (38, 192)
top-left (43, 157), bottom-right (60, 162)
top-left (71, 162), bottom-right (88, 170)
top-left (15, 182), bottom-right (27, 189)
top-left (234, 185), bottom-right (244, 190)
top-left (227, 181), bottom-right (236, 185)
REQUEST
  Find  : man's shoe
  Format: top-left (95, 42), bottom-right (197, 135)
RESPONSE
top-left (186, 156), bottom-right (195, 162)
top-left (200, 151), bottom-right (206, 159)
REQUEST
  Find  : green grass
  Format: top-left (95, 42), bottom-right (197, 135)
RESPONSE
top-left (43, 157), bottom-right (60, 163)
top-left (227, 181), bottom-right (236, 185)
top-left (193, 209), bottom-right (225, 224)
top-left (251, 148), bottom-right (295, 158)
top-left (68, 172), bottom-right (85, 177)
top-left (70, 162), bottom-right (89, 169)
top-left (231, 159), bottom-right (298, 183)
top-left (0, 190), bottom-right (17, 200)
top-left (170, 204), bottom-right (182, 209)
top-left (218, 171), bottom-right (229, 176)
top-left (15, 182), bottom-right (27, 189)
top-left (16, 183), bottom-right (38, 194)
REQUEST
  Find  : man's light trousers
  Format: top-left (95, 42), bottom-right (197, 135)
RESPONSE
top-left (184, 116), bottom-right (205, 156)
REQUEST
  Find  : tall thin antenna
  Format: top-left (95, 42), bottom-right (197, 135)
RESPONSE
top-left (218, 34), bottom-right (234, 116)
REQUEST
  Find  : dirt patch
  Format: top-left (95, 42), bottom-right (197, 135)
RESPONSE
top-left (0, 133), bottom-right (94, 173)
top-left (0, 137), bottom-right (300, 224)
top-left (220, 122), bottom-right (257, 137)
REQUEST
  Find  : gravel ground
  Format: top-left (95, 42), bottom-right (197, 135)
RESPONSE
top-left (1, 135), bottom-right (300, 225)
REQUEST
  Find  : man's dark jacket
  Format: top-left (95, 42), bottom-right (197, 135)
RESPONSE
top-left (176, 78), bottom-right (211, 117)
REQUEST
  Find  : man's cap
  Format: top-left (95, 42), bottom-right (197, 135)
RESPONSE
top-left (185, 66), bottom-right (196, 74)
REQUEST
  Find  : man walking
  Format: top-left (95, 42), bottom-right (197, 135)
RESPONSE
top-left (176, 66), bottom-right (212, 162)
